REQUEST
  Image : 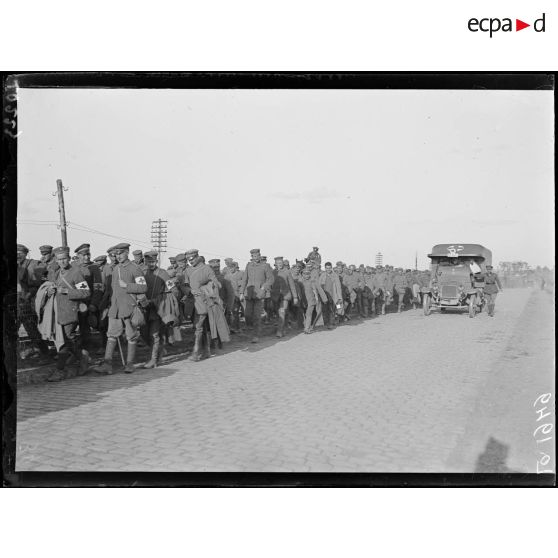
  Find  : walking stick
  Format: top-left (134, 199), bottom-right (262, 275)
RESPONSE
top-left (116, 336), bottom-right (126, 367)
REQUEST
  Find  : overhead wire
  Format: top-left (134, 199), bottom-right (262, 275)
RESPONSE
top-left (19, 218), bottom-right (248, 263)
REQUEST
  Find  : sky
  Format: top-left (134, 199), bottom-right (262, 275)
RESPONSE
top-left (17, 87), bottom-right (554, 269)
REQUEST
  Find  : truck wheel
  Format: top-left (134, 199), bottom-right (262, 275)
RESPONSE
top-left (469, 295), bottom-right (476, 318)
top-left (423, 294), bottom-right (431, 316)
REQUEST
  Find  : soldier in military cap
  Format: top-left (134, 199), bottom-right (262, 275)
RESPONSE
top-left (374, 265), bottom-right (389, 314)
top-left (222, 258), bottom-right (235, 279)
top-left (362, 266), bottom-right (376, 317)
top-left (392, 268), bottom-right (409, 313)
top-left (483, 265), bottom-right (503, 317)
top-left (185, 249), bottom-right (222, 361)
top-left (94, 255), bottom-right (107, 274)
top-left (132, 249), bottom-right (147, 272)
top-left (289, 260), bottom-right (305, 329)
top-left (167, 256), bottom-right (178, 278)
top-left (207, 258), bottom-right (234, 346)
top-left (17, 244), bottom-right (43, 293)
top-left (16, 243), bottom-right (51, 358)
top-left (229, 261), bottom-right (245, 331)
top-left (220, 258), bottom-right (238, 331)
top-left (271, 257), bottom-right (299, 338)
top-left (140, 251), bottom-right (179, 368)
top-left (73, 243), bottom-right (104, 356)
top-left (45, 246), bottom-right (91, 381)
top-left (306, 246), bottom-right (322, 266)
top-left (319, 262), bottom-right (343, 328)
top-left (342, 265), bottom-right (361, 318)
top-left (94, 243), bottom-right (147, 375)
top-left (283, 259), bottom-right (291, 270)
top-left (172, 253), bottom-right (190, 323)
top-left (240, 249), bottom-right (274, 343)
top-left (38, 244), bottom-right (59, 281)
top-left (260, 256), bottom-right (275, 324)
top-left (103, 246), bottom-right (117, 280)
top-left (300, 267), bottom-right (328, 334)
top-left (98, 247), bottom-right (118, 352)
top-left (410, 269), bottom-right (423, 309)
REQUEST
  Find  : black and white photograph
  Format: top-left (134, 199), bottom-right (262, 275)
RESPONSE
top-left (4, 73), bottom-right (555, 481)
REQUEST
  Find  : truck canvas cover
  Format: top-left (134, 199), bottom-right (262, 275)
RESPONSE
top-left (428, 244), bottom-right (492, 265)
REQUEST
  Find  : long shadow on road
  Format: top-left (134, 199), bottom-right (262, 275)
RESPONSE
top-left (17, 307), bottom-right (431, 421)
top-left (17, 368), bottom-right (180, 422)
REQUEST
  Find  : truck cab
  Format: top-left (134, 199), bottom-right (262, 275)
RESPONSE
top-left (423, 244), bottom-right (492, 318)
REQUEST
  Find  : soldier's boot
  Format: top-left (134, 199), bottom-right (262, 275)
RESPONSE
top-left (78, 349), bottom-right (91, 376)
top-left (93, 338), bottom-right (116, 375)
top-left (36, 339), bottom-right (51, 357)
top-left (226, 312), bottom-right (235, 333)
top-left (47, 352), bottom-right (69, 382)
top-left (156, 342), bottom-right (165, 366)
top-left (167, 330), bottom-right (175, 346)
top-left (205, 331), bottom-right (215, 358)
top-left (124, 342), bottom-right (137, 373)
top-left (358, 299), bottom-right (366, 318)
top-left (142, 338), bottom-right (160, 369)
top-left (251, 313), bottom-right (261, 343)
top-left (188, 329), bottom-right (204, 362)
top-left (276, 310), bottom-right (285, 338)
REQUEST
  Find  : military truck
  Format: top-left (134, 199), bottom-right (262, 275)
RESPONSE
top-left (422, 244), bottom-right (492, 318)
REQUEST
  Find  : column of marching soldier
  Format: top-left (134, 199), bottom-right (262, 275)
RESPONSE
top-left (16, 242), bottom-right (433, 382)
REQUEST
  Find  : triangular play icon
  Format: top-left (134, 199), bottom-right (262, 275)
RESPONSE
top-left (516, 19), bottom-right (530, 31)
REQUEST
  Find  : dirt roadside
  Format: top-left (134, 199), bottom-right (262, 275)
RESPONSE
top-left (447, 289), bottom-right (555, 474)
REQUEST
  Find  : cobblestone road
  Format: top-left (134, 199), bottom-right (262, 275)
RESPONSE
top-left (15, 289), bottom-right (554, 472)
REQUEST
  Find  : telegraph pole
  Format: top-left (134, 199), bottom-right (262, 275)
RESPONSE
top-left (55, 179), bottom-right (68, 247)
top-left (415, 251), bottom-right (418, 270)
top-left (150, 219), bottom-right (168, 258)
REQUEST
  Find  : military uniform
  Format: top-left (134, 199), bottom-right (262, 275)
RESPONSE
top-left (167, 257), bottom-right (178, 278)
top-left (362, 268), bottom-right (376, 317)
top-left (220, 259), bottom-right (239, 330)
top-left (341, 267), bottom-right (360, 317)
top-left (45, 247), bottom-right (91, 381)
top-left (132, 250), bottom-right (148, 273)
top-left (230, 264), bottom-right (245, 331)
top-left (172, 253), bottom-right (191, 323)
top-left (289, 265), bottom-right (305, 329)
top-left (140, 252), bottom-right (179, 367)
top-left (240, 249), bottom-right (274, 342)
top-left (319, 267), bottom-right (343, 327)
top-left (209, 259), bottom-right (233, 314)
top-left (95, 243), bottom-right (148, 375)
top-left (271, 257), bottom-right (298, 337)
top-left (186, 250), bottom-right (222, 360)
top-left (93, 255), bottom-right (107, 273)
top-left (300, 270), bottom-right (327, 333)
top-left (37, 245), bottom-right (59, 282)
top-left (72, 243), bottom-right (104, 351)
top-left (306, 247), bottom-right (322, 266)
top-left (16, 244), bottom-right (50, 356)
top-left (484, 267), bottom-right (503, 317)
top-left (392, 270), bottom-right (409, 312)
top-left (97, 248), bottom-right (117, 350)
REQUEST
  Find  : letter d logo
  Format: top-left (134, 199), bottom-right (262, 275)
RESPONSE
top-left (534, 13), bottom-right (546, 32)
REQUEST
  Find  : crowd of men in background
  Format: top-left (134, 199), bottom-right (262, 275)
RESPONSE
top-left (15, 242), bottom-right (554, 382)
